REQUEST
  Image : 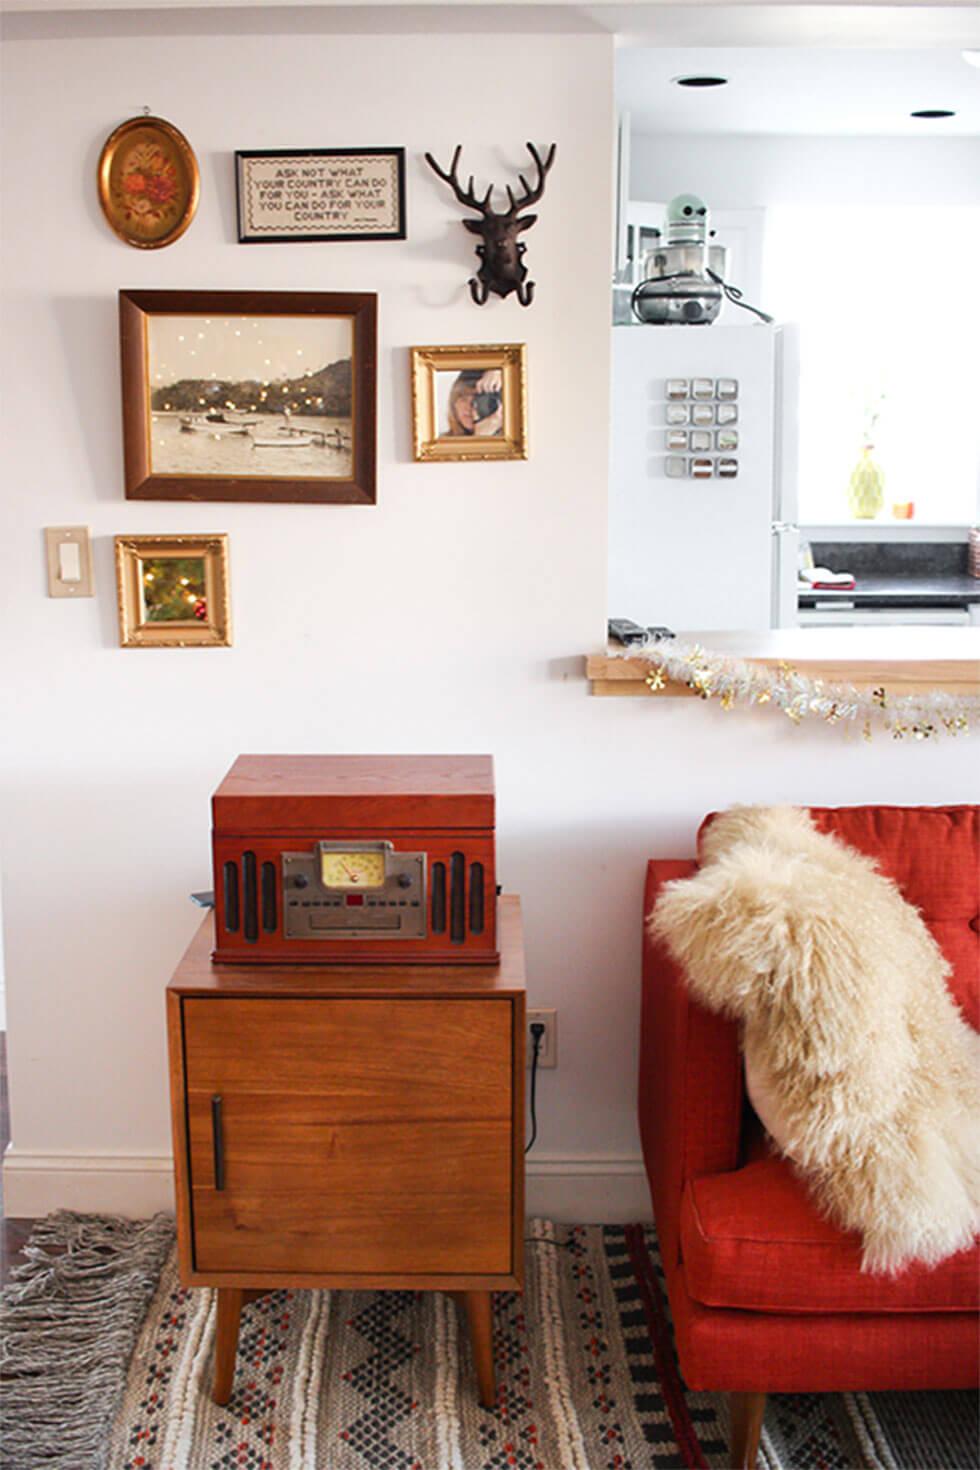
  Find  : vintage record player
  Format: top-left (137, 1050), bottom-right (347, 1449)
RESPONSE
top-left (211, 754), bottom-right (497, 964)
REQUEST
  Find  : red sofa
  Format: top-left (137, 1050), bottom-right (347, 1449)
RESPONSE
top-left (639, 804), bottom-right (980, 1468)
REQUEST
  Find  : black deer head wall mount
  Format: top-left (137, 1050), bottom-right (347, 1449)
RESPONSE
top-left (424, 142), bottom-right (557, 307)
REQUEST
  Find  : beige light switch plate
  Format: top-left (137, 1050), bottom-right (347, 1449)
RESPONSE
top-left (45, 526), bottom-right (94, 598)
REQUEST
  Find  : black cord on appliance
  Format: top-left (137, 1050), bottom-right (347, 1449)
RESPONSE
top-left (705, 269), bottom-right (774, 323)
top-left (525, 1022), bottom-right (546, 1154)
top-left (631, 270), bottom-right (773, 325)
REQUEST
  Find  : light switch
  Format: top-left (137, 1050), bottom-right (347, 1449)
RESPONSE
top-left (45, 526), bottom-right (94, 598)
top-left (59, 542), bottom-right (82, 582)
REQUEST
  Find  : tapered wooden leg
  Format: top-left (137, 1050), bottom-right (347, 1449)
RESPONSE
top-left (463, 1291), bottom-right (496, 1409)
top-left (213, 1288), bottom-right (245, 1406)
top-left (729, 1391), bottom-right (766, 1468)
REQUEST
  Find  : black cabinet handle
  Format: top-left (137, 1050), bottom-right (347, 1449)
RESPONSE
top-left (211, 1095), bottom-right (225, 1191)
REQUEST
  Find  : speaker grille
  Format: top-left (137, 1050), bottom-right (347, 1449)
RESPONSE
top-left (468, 862), bottom-right (485, 934)
top-left (450, 852), bottom-right (465, 943)
top-left (431, 862), bottom-right (446, 933)
top-left (261, 861), bottom-right (277, 933)
top-left (242, 851), bottom-right (258, 943)
top-left (223, 861), bottom-right (239, 932)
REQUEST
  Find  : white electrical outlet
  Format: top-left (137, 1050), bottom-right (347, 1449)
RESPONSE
top-left (527, 1008), bottom-right (557, 1068)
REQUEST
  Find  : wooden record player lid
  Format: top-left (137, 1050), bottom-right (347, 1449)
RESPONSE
top-left (212, 754), bottom-right (495, 832)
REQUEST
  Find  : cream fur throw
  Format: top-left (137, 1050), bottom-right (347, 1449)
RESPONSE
top-left (650, 806), bottom-right (980, 1274)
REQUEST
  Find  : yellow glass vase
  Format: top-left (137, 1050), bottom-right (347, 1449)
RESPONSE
top-left (847, 445), bottom-right (885, 520)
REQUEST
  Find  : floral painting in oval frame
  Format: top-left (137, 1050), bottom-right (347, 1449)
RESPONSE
top-left (98, 115), bottom-right (200, 250)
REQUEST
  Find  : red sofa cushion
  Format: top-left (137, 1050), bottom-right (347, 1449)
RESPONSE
top-left (681, 1153), bottom-right (980, 1315)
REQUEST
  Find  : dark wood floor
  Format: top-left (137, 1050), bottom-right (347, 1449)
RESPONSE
top-left (1, 1033), bottom-right (38, 1286)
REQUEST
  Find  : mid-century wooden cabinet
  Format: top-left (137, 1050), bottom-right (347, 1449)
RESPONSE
top-left (167, 896), bottom-right (525, 1407)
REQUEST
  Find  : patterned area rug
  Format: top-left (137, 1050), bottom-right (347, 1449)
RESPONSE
top-left (3, 1213), bottom-right (977, 1469)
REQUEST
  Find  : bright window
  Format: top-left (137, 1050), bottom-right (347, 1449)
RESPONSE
top-left (764, 206), bottom-right (980, 526)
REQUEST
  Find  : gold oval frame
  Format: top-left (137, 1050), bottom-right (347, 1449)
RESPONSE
top-left (98, 115), bottom-right (200, 250)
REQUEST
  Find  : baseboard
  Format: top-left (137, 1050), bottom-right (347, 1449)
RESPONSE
top-left (526, 1153), bottom-right (651, 1223)
top-left (2, 1148), bottom-right (176, 1218)
top-left (3, 1148), bottom-right (652, 1224)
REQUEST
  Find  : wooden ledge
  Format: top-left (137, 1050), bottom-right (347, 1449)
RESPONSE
top-left (587, 628), bottom-right (980, 698)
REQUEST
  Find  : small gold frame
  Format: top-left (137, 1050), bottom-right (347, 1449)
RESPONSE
top-left (98, 115), bottom-right (199, 250)
top-left (411, 344), bottom-right (527, 461)
top-left (115, 534), bottom-right (231, 648)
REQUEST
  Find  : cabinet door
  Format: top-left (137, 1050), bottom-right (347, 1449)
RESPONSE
top-left (183, 997), bottom-right (514, 1276)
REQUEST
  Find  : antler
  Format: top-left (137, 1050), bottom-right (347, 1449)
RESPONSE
top-left (504, 142), bottom-right (557, 217)
top-left (424, 146), bottom-right (493, 215)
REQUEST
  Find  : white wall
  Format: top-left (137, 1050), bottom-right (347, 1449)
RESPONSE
top-left (2, 12), bottom-right (979, 1224)
top-left (630, 131), bottom-right (980, 207)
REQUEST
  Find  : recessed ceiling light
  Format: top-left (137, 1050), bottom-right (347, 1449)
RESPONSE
top-left (910, 109), bottom-right (956, 119)
top-left (674, 75), bottom-right (729, 89)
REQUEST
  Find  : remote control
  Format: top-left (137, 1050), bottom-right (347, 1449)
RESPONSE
top-left (608, 618), bottom-right (650, 646)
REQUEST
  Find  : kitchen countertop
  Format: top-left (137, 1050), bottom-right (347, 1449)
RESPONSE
top-left (587, 627), bottom-right (980, 697)
top-left (799, 575), bottom-right (980, 605)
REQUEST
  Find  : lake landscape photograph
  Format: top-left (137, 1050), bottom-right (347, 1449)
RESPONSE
top-left (147, 313), bottom-right (354, 480)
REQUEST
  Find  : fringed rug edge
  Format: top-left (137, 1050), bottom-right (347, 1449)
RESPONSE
top-left (0, 1210), bottom-right (175, 1470)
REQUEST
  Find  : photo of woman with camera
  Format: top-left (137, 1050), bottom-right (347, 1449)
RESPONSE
top-left (444, 368), bottom-right (504, 437)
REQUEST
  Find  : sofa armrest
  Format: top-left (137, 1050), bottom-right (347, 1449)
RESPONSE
top-left (639, 859), bottom-right (744, 1273)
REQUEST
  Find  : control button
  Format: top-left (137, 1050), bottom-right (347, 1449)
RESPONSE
top-left (411, 900), bottom-right (419, 907)
top-left (294, 874), bottom-right (310, 890)
top-left (397, 873), bottom-right (412, 889)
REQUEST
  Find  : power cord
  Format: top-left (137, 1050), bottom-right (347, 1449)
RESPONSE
top-left (705, 268), bottom-right (774, 322)
top-left (525, 1022), bottom-right (546, 1154)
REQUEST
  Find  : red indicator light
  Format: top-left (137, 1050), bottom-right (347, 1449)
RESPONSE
top-left (345, 894), bottom-right (365, 907)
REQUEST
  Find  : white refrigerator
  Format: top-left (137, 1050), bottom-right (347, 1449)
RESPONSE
top-left (608, 322), bottom-right (800, 632)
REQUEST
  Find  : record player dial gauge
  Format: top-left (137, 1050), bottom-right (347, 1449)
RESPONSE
top-left (319, 850), bottom-right (386, 889)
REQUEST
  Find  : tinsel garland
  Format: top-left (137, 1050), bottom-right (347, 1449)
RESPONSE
top-left (628, 637), bottom-right (979, 740)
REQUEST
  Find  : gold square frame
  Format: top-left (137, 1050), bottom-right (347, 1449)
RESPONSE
top-left (411, 344), bottom-right (527, 461)
top-left (115, 534), bottom-right (232, 648)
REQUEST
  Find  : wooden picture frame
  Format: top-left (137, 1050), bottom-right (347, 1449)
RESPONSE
top-left (120, 290), bottom-right (377, 504)
top-left (115, 534), bottom-right (232, 648)
top-left (98, 116), bottom-right (200, 250)
top-left (236, 148), bottom-right (406, 243)
top-left (411, 344), bottom-right (528, 462)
